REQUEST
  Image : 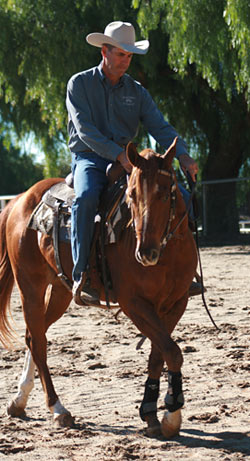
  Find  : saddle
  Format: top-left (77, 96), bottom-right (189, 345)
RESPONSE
top-left (28, 164), bottom-right (129, 304)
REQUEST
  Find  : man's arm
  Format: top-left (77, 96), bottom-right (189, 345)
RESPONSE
top-left (66, 74), bottom-right (123, 162)
top-left (139, 86), bottom-right (198, 180)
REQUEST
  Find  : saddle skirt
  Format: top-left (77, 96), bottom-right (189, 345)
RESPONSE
top-left (28, 175), bottom-right (129, 245)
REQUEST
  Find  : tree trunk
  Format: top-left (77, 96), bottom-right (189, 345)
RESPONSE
top-left (203, 180), bottom-right (239, 237)
top-left (193, 89), bottom-right (250, 239)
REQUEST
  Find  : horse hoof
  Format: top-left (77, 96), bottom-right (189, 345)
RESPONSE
top-left (161, 409), bottom-right (182, 438)
top-left (145, 415), bottom-right (162, 437)
top-left (146, 423), bottom-right (162, 438)
top-left (7, 400), bottom-right (25, 418)
top-left (54, 412), bottom-right (74, 427)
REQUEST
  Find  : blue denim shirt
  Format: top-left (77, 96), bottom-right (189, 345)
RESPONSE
top-left (66, 63), bottom-right (188, 161)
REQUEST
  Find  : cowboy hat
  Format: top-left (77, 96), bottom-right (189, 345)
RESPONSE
top-left (86, 21), bottom-right (149, 55)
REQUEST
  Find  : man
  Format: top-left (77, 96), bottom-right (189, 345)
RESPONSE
top-left (66, 21), bottom-right (199, 305)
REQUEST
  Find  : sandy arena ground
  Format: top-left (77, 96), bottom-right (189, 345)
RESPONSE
top-left (0, 245), bottom-right (249, 460)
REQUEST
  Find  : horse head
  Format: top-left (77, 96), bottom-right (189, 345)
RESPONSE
top-left (126, 138), bottom-right (186, 266)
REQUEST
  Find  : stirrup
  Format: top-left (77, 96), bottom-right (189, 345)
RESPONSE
top-left (72, 276), bottom-right (100, 306)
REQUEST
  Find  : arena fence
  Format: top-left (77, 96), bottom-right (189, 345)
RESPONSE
top-left (193, 177), bottom-right (250, 236)
top-left (0, 195), bottom-right (16, 211)
top-left (1, 176), bottom-right (250, 236)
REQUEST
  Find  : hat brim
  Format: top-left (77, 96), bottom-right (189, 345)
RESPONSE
top-left (86, 32), bottom-right (149, 55)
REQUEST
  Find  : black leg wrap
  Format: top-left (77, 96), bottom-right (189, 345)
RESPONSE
top-left (139, 377), bottom-right (160, 422)
top-left (164, 371), bottom-right (184, 413)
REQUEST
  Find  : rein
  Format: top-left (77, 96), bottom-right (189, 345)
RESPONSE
top-left (186, 174), bottom-right (220, 331)
top-left (158, 167), bottom-right (219, 331)
top-left (158, 169), bottom-right (193, 250)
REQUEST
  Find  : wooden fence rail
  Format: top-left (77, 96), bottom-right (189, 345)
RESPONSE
top-left (0, 195), bottom-right (17, 211)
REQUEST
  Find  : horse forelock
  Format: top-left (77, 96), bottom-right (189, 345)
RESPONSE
top-left (126, 153), bottom-right (167, 235)
top-left (130, 154), bottom-right (157, 193)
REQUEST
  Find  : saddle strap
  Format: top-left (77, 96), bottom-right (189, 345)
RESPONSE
top-left (52, 201), bottom-right (73, 292)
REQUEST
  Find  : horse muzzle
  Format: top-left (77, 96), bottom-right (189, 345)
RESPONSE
top-left (135, 246), bottom-right (160, 266)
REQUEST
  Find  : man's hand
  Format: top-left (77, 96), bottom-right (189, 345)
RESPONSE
top-left (117, 150), bottom-right (132, 173)
top-left (178, 153), bottom-right (199, 182)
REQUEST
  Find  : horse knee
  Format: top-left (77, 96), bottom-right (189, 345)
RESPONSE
top-left (166, 340), bottom-right (183, 372)
top-left (148, 348), bottom-right (164, 377)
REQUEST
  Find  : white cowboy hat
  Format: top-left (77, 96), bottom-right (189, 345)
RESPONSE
top-left (86, 21), bottom-right (149, 55)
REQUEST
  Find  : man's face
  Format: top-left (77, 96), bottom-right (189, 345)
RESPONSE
top-left (103, 46), bottom-right (133, 80)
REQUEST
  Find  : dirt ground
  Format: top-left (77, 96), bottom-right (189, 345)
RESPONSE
top-left (0, 245), bottom-right (249, 461)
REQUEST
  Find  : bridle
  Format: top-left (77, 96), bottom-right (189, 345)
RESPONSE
top-left (158, 168), bottom-right (192, 250)
top-left (128, 163), bottom-right (220, 331)
top-left (127, 164), bottom-right (194, 250)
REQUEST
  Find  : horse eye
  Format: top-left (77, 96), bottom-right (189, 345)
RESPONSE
top-left (157, 185), bottom-right (168, 196)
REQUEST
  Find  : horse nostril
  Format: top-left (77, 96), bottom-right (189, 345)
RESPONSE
top-left (150, 249), bottom-right (160, 262)
top-left (136, 246), bottom-right (160, 266)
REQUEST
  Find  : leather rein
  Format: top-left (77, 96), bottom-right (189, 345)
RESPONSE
top-left (158, 167), bottom-right (219, 330)
top-left (158, 168), bottom-right (194, 250)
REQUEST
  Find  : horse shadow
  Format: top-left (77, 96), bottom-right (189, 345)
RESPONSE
top-left (73, 419), bottom-right (139, 437)
top-left (177, 428), bottom-right (250, 455)
top-left (73, 420), bottom-right (250, 455)
top-left (5, 412), bottom-right (250, 455)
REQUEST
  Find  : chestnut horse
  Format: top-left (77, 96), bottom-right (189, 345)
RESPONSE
top-left (0, 139), bottom-right (197, 438)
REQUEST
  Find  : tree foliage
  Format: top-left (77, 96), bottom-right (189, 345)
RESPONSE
top-left (0, 0), bottom-right (141, 174)
top-left (0, 0), bottom-right (250, 235)
top-left (0, 134), bottom-right (43, 194)
top-left (135, 0), bottom-right (250, 105)
top-left (134, 0), bottom-right (250, 236)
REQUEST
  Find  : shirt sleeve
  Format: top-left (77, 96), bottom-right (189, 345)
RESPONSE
top-left (139, 86), bottom-right (188, 158)
top-left (66, 75), bottom-right (123, 161)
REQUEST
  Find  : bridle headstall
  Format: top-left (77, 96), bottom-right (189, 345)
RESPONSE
top-left (127, 166), bottom-right (194, 250)
top-left (158, 168), bottom-right (193, 250)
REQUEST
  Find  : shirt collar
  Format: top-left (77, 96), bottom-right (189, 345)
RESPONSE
top-left (97, 62), bottom-right (105, 81)
top-left (97, 62), bottom-right (125, 88)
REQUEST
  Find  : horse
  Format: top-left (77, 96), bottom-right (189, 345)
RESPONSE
top-left (0, 138), bottom-right (197, 438)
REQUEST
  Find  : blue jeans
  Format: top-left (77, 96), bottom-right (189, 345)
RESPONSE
top-left (71, 152), bottom-right (110, 282)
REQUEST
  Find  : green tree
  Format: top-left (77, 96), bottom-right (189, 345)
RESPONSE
top-left (1, 0), bottom-right (250, 237)
top-left (0, 135), bottom-right (44, 194)
top-left (134, 0), bottom-right (250, 237)
top-left (0, 0), bottom-right (139, 175)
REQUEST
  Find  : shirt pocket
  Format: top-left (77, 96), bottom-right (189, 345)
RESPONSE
top-left (121, 96), bottom-right (137, 113)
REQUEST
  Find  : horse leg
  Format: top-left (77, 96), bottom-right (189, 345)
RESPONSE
top-left (139, 344), bottom-right (163, 437)
top-left (160, 297), bottom-right (188, 438)
top-left (43, 282), bottom-right (74, 426)
top-left (7, 346), bottom-right (35, 417)
top-left (126, 296), bottom-right (187, 438)
top-left (140, 347), bottom-right (184, 438)
top-left (7, 287), bottom-right (57, 418)
top-left (161, 370), bottom-right (183, 438)
top-left (19, 280), bottom-right (73, 426)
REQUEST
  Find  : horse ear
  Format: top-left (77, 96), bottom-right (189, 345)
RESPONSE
top-left (161, 137), bottom-right (178, 165)
top-left (126, 142), bottom-right (144, 168)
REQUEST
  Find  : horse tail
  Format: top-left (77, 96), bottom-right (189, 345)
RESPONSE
top-left (0, 197), bottom-right (20, 349)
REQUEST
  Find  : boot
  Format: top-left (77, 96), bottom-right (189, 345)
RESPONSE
top-left (72, 272), bottom-right (100, 306)
top-left (189, 280), bottom-right (203, 297)
top-left (188, 273), bottom-right (207, 297)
